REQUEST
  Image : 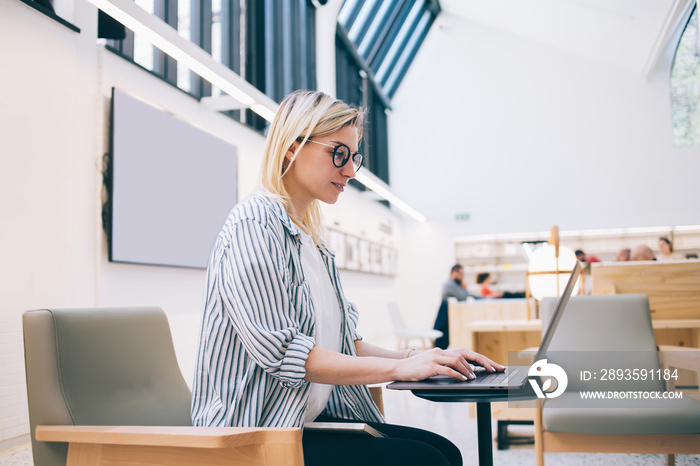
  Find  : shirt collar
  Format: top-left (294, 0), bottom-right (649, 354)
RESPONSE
top-left (316, 240), bottom-right (335, 258)
top-left (255, 191), bottom-right (335, 258)
top-left (255, 191), bottom-right (301, 237)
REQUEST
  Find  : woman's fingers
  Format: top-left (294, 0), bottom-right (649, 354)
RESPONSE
top-left (452, 347), bottom-right (505, 372)
top-left (397, 347), bottom-right (507, 382)
top-left (434, 364), bottom-right (471, 381)
top-left (434, 353), bottom-right (474, 378)
top-left (401, 348), bottom-right (477, 381)
top-left (473, 354), bottom-right (505, 372)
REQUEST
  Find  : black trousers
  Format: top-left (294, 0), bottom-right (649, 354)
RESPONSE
top-left (302, 417), bottom-right (462, 466)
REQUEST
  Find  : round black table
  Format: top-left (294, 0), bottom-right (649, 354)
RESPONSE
top-left (409, 389), bottom-right (537, 466)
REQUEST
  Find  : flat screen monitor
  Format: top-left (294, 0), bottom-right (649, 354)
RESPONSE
top-left (108, 88), bottom-right (238, 268)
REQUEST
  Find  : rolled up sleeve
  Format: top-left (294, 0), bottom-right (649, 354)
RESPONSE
top-left (345, 301), bottom-right (363, 342)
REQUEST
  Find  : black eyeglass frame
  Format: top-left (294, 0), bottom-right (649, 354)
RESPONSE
top-left (303, 139), bottom-right (364, 172)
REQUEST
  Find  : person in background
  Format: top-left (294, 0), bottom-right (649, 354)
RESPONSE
top-left (191, 90), bottom-right (503, 466)
top-left (576, 249), bottom-right (600, 265)
top-left (658, 237), bottom-right (683, 261)
top-left (440, 264), bottom-right (472, 301)
top-left (434, 264), bottom-right (474, 350)
top-left (631, 245), bottom-right (656, 261)
top-left (616, 248), bottom-right (631, 261)
top-left (476, 272), bottom-right (503, 298)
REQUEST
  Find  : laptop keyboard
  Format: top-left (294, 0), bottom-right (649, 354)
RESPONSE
top-left (471, 367), bottom-right (521, 385)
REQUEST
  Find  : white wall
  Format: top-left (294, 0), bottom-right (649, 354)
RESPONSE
top-left (0, 0), bottom-right (100, 447)
top-left (389, 13), bottom-right (700, 240)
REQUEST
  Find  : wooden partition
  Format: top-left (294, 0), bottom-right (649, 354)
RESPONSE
top-left (591, 260), bottom-right (700, 347)
top-left (448, 298), bottom-right (540, 363)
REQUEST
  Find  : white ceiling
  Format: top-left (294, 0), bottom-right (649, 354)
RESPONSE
top-left (438, 0), bottom-right (695, 76)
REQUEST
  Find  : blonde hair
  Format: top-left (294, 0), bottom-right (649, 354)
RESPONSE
top-left (261, 90), bottom-right (364, 245)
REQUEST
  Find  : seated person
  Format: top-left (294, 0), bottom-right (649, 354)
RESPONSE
top-left (616, 248), bottom-right (631, 261)
top-left (476, 272), bottom-right (503, 298)
top-left (631, 244), bottom-right (656, 261)
top-left (441, 264), bottom-right (473, 301)
top-left (658, 237), bottom-right (683, 261)
top-left (192, 90), bottom-right (503, 466)
top-left (475, 272), bottom-right (526, 299)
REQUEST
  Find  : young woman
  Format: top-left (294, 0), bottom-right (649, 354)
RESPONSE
top-left (476, 272), bottom-right (503, 298)
top-left (658, 237), bottom-right (682, 261)
top-left (191, 90), bottom-right (503, 466)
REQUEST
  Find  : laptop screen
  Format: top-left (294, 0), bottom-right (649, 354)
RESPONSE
top-left (533, 261), bottom-right (582, 362)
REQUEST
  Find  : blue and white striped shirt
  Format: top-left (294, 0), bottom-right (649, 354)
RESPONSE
top-left (191, 192), bottom-right (385, 428)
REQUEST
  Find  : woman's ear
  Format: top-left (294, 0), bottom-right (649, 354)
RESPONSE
top-left (285, 141), bottom-right (300, 162)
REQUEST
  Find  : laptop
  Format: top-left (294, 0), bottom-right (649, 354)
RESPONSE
top-left (387, 261), bottom-right (581, 393)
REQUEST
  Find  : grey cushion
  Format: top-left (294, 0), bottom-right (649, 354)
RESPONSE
top-left (544, 393), bottom-right (700, 434)
top-left (23, 307), bottom-right (192, 466)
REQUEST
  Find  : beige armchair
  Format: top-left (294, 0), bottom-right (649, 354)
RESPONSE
top-left (23, 307), bottom-right (304, 466)
top-left (534, 295), bottom-right (700, 466)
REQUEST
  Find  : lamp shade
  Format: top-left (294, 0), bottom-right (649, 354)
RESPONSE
top-left (527, 244), bottom-right (580, 300)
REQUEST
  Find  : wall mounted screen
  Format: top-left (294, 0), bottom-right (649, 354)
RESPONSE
top-left (109, 88), bottom-right (238, 268)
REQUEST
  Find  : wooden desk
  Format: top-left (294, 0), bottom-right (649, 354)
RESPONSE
top-left (465, 319), bottom-right (542, 364)
top-left (448, 299), bottom-right (536, 356)
top-left (464, 319), bottom-right (700, 361)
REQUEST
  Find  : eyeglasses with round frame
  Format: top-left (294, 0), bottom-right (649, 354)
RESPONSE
top-left (306, 139), bottom-right (364, 172)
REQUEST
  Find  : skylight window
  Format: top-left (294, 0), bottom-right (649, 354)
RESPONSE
top-left (338, 0), bottom-right (439, 98)
top-left (670, 6), bottom-right (700, 147)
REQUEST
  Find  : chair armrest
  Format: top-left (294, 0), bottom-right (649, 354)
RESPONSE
top-left (658, 345), bottom-right (700, 393)
top-left (368, 385), bottom-right (385, 416)
top-left (659, 346), bottom-right (700, 373)
top-left (36, 425), bottom-right (301, 448)
top-left (36, 425), bottom-right (304, 466)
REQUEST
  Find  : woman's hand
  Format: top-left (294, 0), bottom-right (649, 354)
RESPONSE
top-left (394, 347), bottom-right (505, 382)
top-left (448, 347), bottom-right (505, 373)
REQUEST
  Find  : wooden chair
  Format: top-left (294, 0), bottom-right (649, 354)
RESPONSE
top-left (23, 307), bottom-right (304, 466)
top-left (534, 296), bottom-right (700, 466)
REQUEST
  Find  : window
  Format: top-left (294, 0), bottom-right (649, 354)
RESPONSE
top-left (245, 0), bottom-right (317, 131)
top-left (104, 0), bottom-right (316, 132)
top-left (338, 0), bottom-right (438, 98)
top-left (16, 0), bottom-right (80, 32)
top-left (336, 0), bottom-right (439, 184)
top-left (670, 6), bottom-right (700, 147)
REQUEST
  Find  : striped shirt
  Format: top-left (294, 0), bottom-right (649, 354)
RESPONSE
top-left (191, 192), bottom-right (385, 428)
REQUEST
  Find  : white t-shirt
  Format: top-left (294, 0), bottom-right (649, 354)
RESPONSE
top-left (299, 230), bottom-right (342, 423)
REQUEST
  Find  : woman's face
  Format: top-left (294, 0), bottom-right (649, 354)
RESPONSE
top-left (659, 239), bottom-right (671, 254)
top-left (284, 125), bottom-right (359, 210)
